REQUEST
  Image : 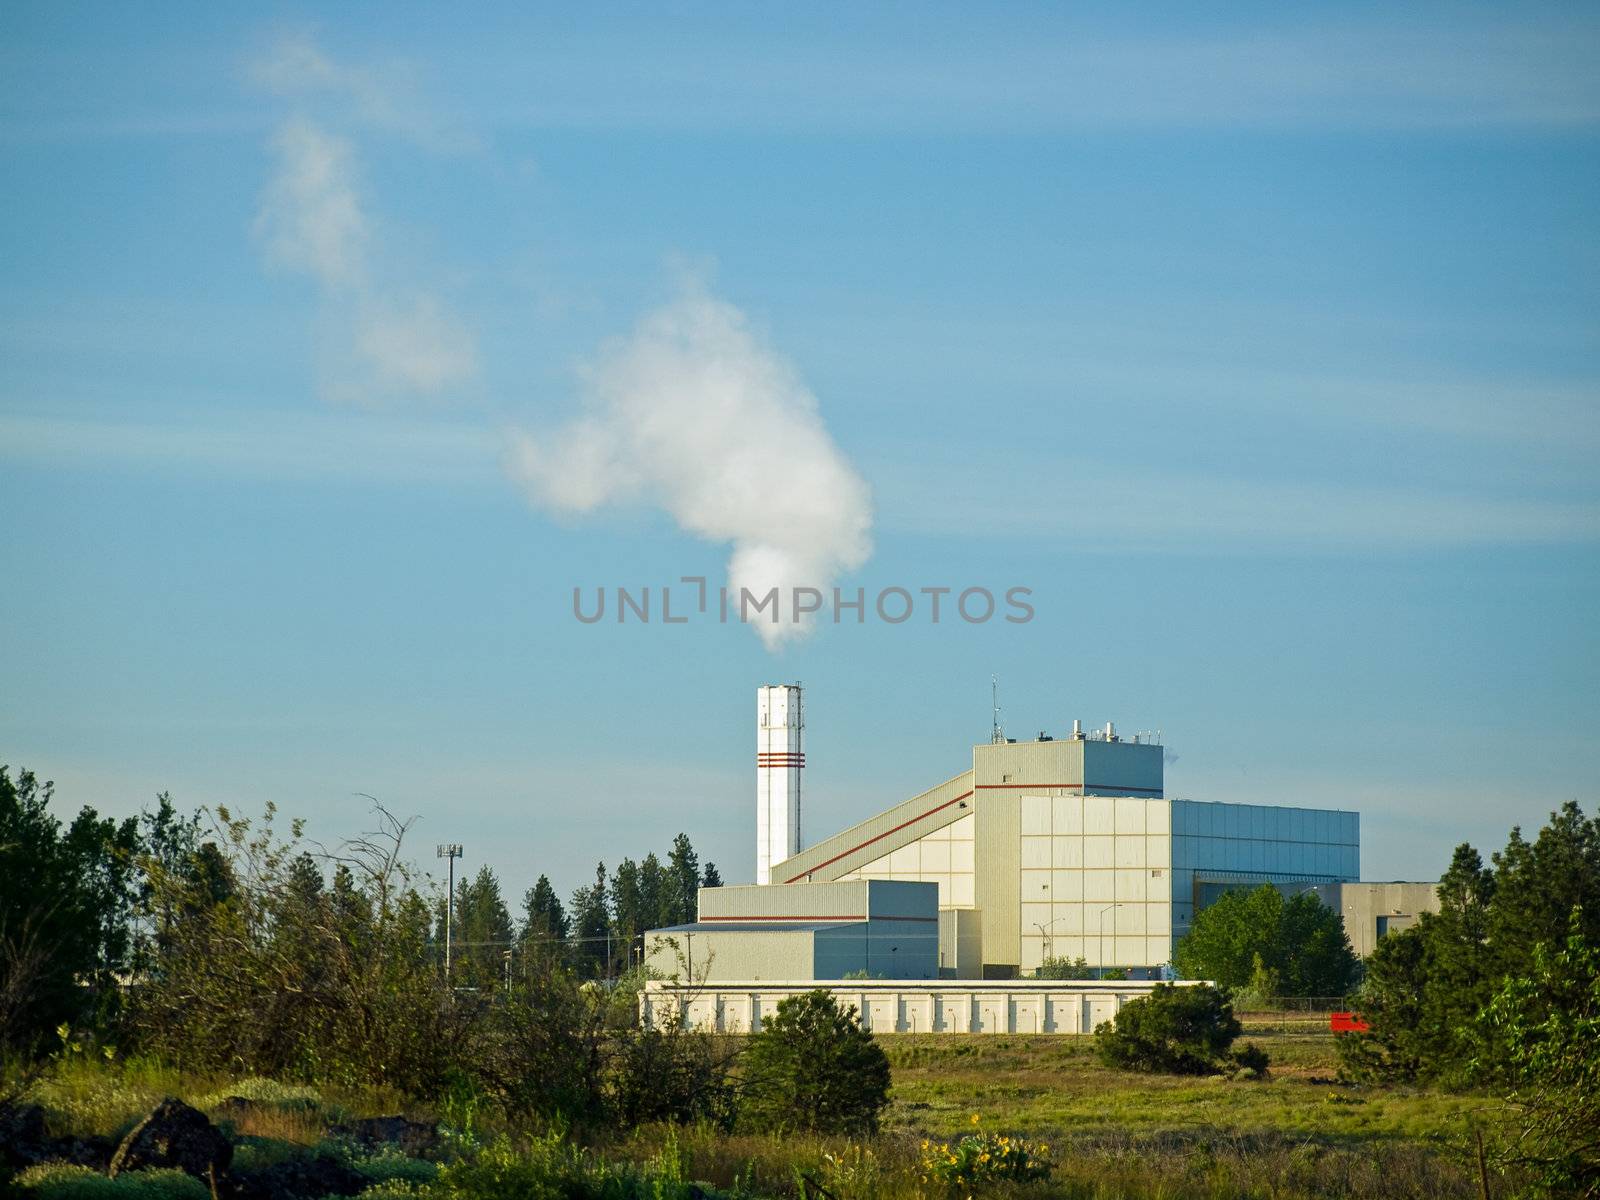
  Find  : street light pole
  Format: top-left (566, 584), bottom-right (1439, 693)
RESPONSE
top-left (436, 844), bottom-right (463, 980)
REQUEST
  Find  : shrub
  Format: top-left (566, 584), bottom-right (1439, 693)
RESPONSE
top-left (920, 1113), bottom-right (1052, 1190)
top-left (12, 1164), bottom-right (209, 1200)
top-left (436, 1134), bottom-right (718, 1200)
top-left (1035, 955), bottom-right (1092, 980)
top-left (1095, 983), bottom-right (1253, 1075)
top-left (739, 990), bottom-right (890, 1135)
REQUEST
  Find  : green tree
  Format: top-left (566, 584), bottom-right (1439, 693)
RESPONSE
top-left (739, 989), bottom-right (891, 1135)
top-left (520, 874), bottom-right (569, 970)
top-left (1479, 908), bottom-right (1600, 1197)
top-left (0, 766), bottom-right (142, 1051)
top-left (1340, 804), bottom-right (1600, 1089)
top-left (1174, 883), bottom-right (1358, 996)
top-left (1035, 955), bottom-right (1093, 979)
top-left (443, 867), bottom-right (515, 989)
top-left (701, 862), bottom-right (723, 889)
top-left (665, 833), bottom-right (700, 926)
top-left (1095, 983), bottom-right (1261, 1076)
top-left (569, 863), bottom-right (611, 975)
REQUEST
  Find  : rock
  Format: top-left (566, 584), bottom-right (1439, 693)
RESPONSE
top-left (59, 1135), bottom-right (116, 1170)
top-left (332, 1114), bottom-right (441, 1156)
top-left (0, 1102), bottom-right (52, 1168)
top-left (229, 1154), bottom-right (366, 1200)
top-left (109, 1097), bottom-right (233, 1182)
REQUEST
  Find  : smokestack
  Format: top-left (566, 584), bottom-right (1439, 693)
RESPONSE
top-left (756, 684), bottom-right (803, 884)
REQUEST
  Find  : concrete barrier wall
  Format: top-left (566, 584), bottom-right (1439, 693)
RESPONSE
top-left (640, 979), bottom-right (1194, 1035)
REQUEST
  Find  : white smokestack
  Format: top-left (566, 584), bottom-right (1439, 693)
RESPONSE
top-left (756, 684), bottom-right (803, 884)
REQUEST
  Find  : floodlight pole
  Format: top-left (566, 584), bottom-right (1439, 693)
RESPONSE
top-left (437, 844), bottom-right (463, 979)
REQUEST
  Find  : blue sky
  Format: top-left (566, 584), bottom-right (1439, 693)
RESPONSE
top-left (2, 3), bottom-right (1597, 908)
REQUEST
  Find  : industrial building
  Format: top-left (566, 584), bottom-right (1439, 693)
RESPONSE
top-left (643, 684), bottom-right (1441, 988)
top-left (1284, 881), bottom-right (1441, 958)
top-left (766, 695), bottom-right (1359, 978)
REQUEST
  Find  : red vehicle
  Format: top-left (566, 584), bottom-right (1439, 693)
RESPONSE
top-left (1329, 1011), bottom-right (1370, 1033)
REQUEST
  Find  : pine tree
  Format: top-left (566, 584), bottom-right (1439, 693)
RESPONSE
top-left (701, 862), bottom-right (723, 889)
top-left (666, 833), bottom-right (700, 926)
top-left (569, 862), bottom-right (611, 975)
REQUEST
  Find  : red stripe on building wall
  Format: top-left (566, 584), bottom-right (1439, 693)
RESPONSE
top-left (973, 783), bottom-right (1162, 794)
top-left (698, 914), bottom-right (938, 923)
top-left (781, 790), bottom-right (974, 883)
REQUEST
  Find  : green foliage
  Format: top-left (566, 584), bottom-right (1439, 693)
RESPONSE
top-left (1034, 955), bottom-right (1093, 979)
top-left (740, 989), bottom-right (891, 1136)
top-left (12, 1165), bottom-right (209, 1200)
top-left (127, 801), bottom-right (469, 1095)
top-left (441, 866), bottom-right (516, 990)
top-left (432, 1133), bottom-right (720, 1200)
top-left (1, 767), bottom-right (143, 1052)
top-left (919, 1115), bottom-right (1052, 1190)
top-left (1479, 907), bottom-right (1600, 1198)
top-left (1095, 983), bottom-right (1254, 1075)
top-left (1174, 883), bottom-right (1359, 996)
top-left (1341, 804), bottom-right (1600, 1089)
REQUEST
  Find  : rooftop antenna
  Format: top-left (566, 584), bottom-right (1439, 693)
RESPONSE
top-left (990, 675), bottom-right (1005, 744)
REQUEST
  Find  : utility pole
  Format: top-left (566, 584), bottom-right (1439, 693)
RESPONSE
top-left (436, 844), bottom-right (463, 980)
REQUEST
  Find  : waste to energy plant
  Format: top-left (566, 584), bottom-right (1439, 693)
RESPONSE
top-left (642, 684), bottom-right (1439, 1033)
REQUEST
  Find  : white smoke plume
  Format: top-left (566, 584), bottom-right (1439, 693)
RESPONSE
top-left (252, 40), bottom-right (477, 402)
top-left (509, 287), bottom-right (874, 648)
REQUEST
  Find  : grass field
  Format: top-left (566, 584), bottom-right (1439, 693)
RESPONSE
top-left (10, 1016), bottom-right (1516, 1200)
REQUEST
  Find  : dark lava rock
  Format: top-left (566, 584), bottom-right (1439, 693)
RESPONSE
top-left (58, 1134), bottom-right (116, 1170)
top-left (0, 1102), bottom-right (52, 1168)
top-left (0, 1101), bottom-right (115, 1171)
top-left (229, 1154), bottom-right (367, 1200)
top-left (333, 1114), bottom-right (441, 1156)
top-left (109, 1097), bottom-right (233, 1181)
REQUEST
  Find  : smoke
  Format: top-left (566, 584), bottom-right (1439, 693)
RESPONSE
top-left (509, 286), bottom-right (874, 648)
top-left (252, 40), bottom-right (478, 402)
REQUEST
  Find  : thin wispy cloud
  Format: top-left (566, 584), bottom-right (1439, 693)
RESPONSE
top-left (507, 284), bottom-right (875, 648)
top-left (251, 36), bottom-right (479, 403)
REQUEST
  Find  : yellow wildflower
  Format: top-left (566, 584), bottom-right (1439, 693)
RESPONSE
top-left (970, 1112), bottom-right (981, 1125)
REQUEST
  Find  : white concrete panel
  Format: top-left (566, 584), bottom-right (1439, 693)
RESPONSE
top-left (1085, 836), bottom-right (1115, 868)
top-left (950, 841), bottom-right (975, 872)
top-left (1019, 934), bottom-right (1044, 971)
top-left (1052, 901), bottom-right (1085, 933)
top-left (921, 840), bottom-right (951, 872)
top-left (950, 814), bottom-right (975, 840)
top-left (1021, 836), bottom-right (1052, 869)
top-left (1115, 904), bottom-right (1146, 935)
top-left (1146, 936), bottom-right (1171, 965)
top-left (922, 822), bottom-right (949, 842)
top-left (1147, 902), bottom-right (1171, 935)
top-left (1057, 936), bottom-right (1086, 961)
top-left (1052, 837), bottom-right (1083, 868)
top-left (1147, 835), bottom-right (1170, 868)
top-left (1084, 870), bottom-right (1115, 902)
top-left (1115, 869), bottom-right (1148, 901)
top-left (1022, 869), bottom-right (1052, 904)
top-left (889, 845), bottom-right (919, 873)
top-left (1053, 795), bottom-right (1083, 833)
top-left (1021, 795), bottom-right (1052, 835)
top-left (1115, 836), bottom-right (1147, 868)
top-left (1052, 870), bottom-right (1084, 902)
top-left (1021, 901), bottom-right (1052, 930)
top-left (1145, 799), bottom-right (1170, 834)
top-left (1084, 797), bottom-right (1115, 835)
top-left (1115, 798), bottom-right (1146, 834)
